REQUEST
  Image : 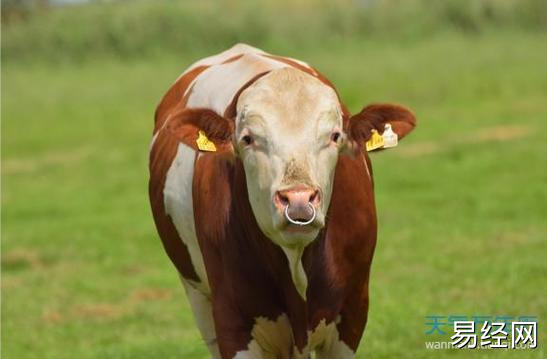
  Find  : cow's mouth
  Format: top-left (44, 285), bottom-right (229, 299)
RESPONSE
top-left (284, 223), bottom-right (317, 234)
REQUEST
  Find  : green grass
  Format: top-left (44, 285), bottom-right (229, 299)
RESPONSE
top-left (2, 25), bottom-right (547, 359)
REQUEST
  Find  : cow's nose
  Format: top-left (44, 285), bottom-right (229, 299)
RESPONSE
top-left (274, 187), bottom-right (320, 223)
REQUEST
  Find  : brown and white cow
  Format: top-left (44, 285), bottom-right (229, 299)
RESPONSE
top-left (149, 44), bottom-right (415, 358)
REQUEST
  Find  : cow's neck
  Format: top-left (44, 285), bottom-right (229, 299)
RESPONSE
top-left (230, 159), bottom-right (317, 301)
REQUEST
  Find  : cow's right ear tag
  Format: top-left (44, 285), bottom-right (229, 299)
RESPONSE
top-left (365, 130), bottom-right (385, 151)
top-left (365, 124), bottom-right (398, 151)
top-left (196, 130), bottom-right (217, 152)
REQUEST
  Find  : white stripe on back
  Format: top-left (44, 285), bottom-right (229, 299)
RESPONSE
top-left (177, 43), bottom-right (266, 81)
top-left (185, 52), bottom-right (290, 115)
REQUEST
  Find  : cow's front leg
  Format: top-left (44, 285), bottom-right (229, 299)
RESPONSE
top-left (317, 280), bottom-right (370, 358)
top-left (212, 295), bottom-right (294, 358)
top-left (310, 316), bottom-right (356, 359)
top-left (181, 279), bottom-right (221, 358)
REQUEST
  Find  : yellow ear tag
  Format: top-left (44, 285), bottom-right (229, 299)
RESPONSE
top-left (365, 130), bottom-right (385, 151)
top-left (196, 130), bottom-right (217, 152)
top-left (365, 124), bottom-right (398, 151)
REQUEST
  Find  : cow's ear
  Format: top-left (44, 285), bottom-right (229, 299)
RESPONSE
top-left (164, 107), bottom-right (234, 153)
top-left (344, 103), bottom-right (416, 152)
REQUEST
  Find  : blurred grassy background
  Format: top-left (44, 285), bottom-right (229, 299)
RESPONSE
top-left (2, 0), bottom-right (546, 358)
top-left (2, 0), bottom-right (547, 64)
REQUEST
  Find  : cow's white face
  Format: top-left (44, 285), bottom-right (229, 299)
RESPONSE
top-left (235, 68), bottom-right (345, 251)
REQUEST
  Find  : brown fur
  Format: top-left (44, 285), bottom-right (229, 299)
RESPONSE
top-left (154, 65), bottom-right (209, 134)
top-left (348, 103), bottom-right (416, 144)
top-left (169, 108), bottom-right (234, 144)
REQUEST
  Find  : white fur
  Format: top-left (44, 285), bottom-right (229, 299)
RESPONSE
top-left (234, 314), bottom-right (293, 359)
top-left (312, 318), bottom-right (355, 359)
top-left (177, 43), bottom-right (315, 85)
top-left (149, 131), bottom-right (159, 151)
top-left (181, 279), bottom-right (220, 358)
top-left (163, 143), bottom-right (210, 294)
top-left (179, 43), bottom-right (265, 80)
top-left (234, 315), bottom-right (355, 359)
top-left (186, 53), bottom-right (288, 115)
top-left (281, 246), bottom-right (308, 300)
top-left (363, 155), bottom-right (371, 179)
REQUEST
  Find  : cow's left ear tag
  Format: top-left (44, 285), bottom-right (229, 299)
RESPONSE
top-left (196, 130), bottom-right (217, 152)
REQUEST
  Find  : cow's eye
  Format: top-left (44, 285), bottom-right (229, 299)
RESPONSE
top-left (331, 131), bottom-right (341, 143)
top-left (242, 135), bottom-right (254, 146)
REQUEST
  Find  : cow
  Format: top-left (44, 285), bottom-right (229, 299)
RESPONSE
top-left (149, 43), bottom-right (416, 358)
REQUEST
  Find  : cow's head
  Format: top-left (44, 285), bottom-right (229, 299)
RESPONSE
top-left (235, 68), bottom-right (415, 246)
top-left (234, 68), bottom-right (343, 249)
top-left (177, 67), bottom-right (416, 297)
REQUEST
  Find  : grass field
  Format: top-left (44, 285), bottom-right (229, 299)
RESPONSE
top-left (2, 3), bottom-right (547, 357)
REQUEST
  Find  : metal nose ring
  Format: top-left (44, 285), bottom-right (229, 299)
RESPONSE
top-left (284, 203), bottom-right (316, 226)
